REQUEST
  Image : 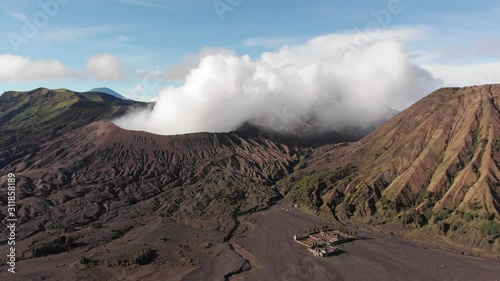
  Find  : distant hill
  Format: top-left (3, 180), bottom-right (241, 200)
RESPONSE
top-left (0, 88), bottom-right (146, 168)
top-left (91, 87), bottom-right (128, 100)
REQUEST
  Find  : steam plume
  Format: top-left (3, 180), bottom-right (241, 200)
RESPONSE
top-left (114, 28), bottom-right (442, 135)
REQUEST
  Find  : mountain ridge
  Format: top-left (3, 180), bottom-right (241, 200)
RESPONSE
top-left (0, 84), bottom-right (498, 281)
top-left (281, 84), bottom-right (500, 256)
top-left (91, 87), bottom-right (128, 100)
top-left (0, 88), bottom-right (147, 169)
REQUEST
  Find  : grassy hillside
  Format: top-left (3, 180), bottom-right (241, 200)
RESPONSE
top-left (0, 88), bottom-right (146, 167)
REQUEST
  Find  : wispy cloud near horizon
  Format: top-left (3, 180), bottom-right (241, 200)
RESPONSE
top-left (40, 25), bottom-right (124, 42)
top-left (8, 10), bottom-right (29, 22)
top-left (114, 0), bottom-right (171, 9)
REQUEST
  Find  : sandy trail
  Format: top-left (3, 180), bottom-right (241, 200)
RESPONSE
top-left (231, 207), bottom-right (500, 281)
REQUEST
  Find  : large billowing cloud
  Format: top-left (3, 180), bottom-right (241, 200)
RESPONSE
top-left (86, 54), bottom-right (125, 81)
top-left (115, 28), bottom-right (443, 135)
top-left (0, 54), bottom-right (75, 82)
top-left (161, 47), bottom-right (235, 81)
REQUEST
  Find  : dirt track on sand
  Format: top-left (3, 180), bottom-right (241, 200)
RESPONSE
top-left (230, 206), bottom-right (500, 281)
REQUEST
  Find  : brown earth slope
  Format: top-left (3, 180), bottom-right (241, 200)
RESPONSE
top-left (0, 85), bottom-right (499, 280)
top-left (0, 121), bottom-right (306, 280)
top-left (281, 84), bottom-right (500, 256)
top-left (2, 120), bottom-right (302, 235)
top-left (0, 89), bottom-right (300, 279)
top-left (1, 88), bottom-right (364, 279)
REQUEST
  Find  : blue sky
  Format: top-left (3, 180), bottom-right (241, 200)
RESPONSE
top-left (1, 0), bottom-right (500, 101)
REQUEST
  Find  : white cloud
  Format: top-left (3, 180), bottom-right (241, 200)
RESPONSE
top-left (133, 83), bottom-right (144, 93)
top-left (94, 35), bottom-right (137, 48)
top-left (259, 26), bottom-right (428, 68)
top-left (0, 54), bottom-right (76, 82)
top-left (86, 54), bottom-right (126, 81)
top-left (41, 26), bottom-right (121, 42)
top-left (129, 83), bottom-right (146, 99)
top-left (162, 47), bottom-right (235, 81)
top-left (114, 0), bottom-right (170, 9)
top-left (115, 35), bottom-right (135, 42)
top-left (423, 62), bottom-right (500, 87)
top-left (123, 83), bottom-right (157, 102)
top-left (114, 27), bottom-right (442, 136)
top-left (8, 11), bottom-right (29, 22)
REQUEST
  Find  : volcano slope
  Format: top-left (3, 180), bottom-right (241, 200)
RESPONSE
top-left (282, 84), bottom-right (500, 256)
top-left (0, 120), bottom-right (308, 280)
top-left (0, 88), bottom-right (148, 169)
top-left (0, 85), bottom-right (499, 280)
top-left (0, 88), bottom-right (355, 280)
